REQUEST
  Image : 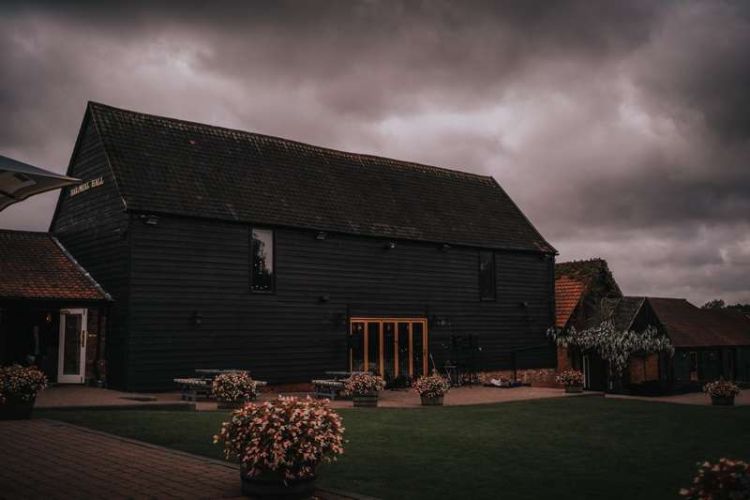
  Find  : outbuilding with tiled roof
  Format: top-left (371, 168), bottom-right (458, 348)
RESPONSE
top-left (0, 229), bottom-right (110, 385)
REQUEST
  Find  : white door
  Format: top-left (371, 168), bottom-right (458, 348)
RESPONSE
top-left (57, 309), bottom-right (87, 384)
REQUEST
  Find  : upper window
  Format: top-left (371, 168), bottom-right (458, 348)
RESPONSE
top-left (478, 250), bottom-right (496, 300)
top-left (251, 228), bottom-right (274, 293)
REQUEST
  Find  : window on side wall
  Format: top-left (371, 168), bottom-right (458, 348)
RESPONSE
top-left (478, 250), bottom-right (496, 301)
top-left (251, 228), bottom-right (274, 293)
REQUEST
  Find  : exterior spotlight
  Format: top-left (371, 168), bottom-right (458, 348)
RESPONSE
top-left (140, 214), bottom-right (159, 225)
top-left (191, 310), bottom-right (203, 327)
top-left (385, 241), bottom-right (396, 250)
top-left (316, 231), bottom-right (328, 240)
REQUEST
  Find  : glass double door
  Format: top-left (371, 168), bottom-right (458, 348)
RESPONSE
top-left (349, 318), bottom-right (428, 379)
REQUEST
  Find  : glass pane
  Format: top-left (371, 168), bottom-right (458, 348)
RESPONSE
top-left (350, 322), bottom-right (365, 371)
top-left (63, 314), bottom-right (82, 375)
top-left (479, 250), bottom-right (496, 300)
top-left (382, 322), bottom-right (395, 380)
top-left (251, 228), bottom-right (274, 292)
top-left (367, 323), bottom-right (380, 374)
top-left (398, 323), bottom-right (410, 378)
top-left (413, 323), bottom-right (424, 377)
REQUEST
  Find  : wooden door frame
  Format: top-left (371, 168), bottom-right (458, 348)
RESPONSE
top-left (349, 317), bottom-right (428, 377)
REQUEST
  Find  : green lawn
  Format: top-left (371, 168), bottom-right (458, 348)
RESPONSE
top-left (38, 398), bottom-right (749, 500)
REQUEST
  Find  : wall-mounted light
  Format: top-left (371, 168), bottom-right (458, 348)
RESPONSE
top-left (384, 241), bottom-right (397, 250)
top-left (319, 294), bottom-right (331, 303)
top-left (315, 231), bottom-right (328, 240)
top-left (191, 310), bottom-right (203, 327)
top-left (520, 301), bottom-right (529, 309)
top-left (139, 214), bottom-right (159, 226)
top-left (431, 315), bottom-right (449, 327)
top-left (440, 243), bottom-right (451, 252)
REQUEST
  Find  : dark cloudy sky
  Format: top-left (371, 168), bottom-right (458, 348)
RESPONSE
top-left (1, 1), bottom-right (749, 305)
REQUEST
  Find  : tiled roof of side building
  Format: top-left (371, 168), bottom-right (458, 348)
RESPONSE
top-left (554, 275), bottom-right (588, 328)
top-left (82, 102), bottom-right (555, 253)
top-left (0, 229), bottom-right (110, 301)
top-left (647, 297), bottom-right (750, 348)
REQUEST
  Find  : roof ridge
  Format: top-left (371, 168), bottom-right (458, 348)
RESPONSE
top-left (50, 236), bottom-right (112, 301)
top-left (87, 101), bottom-right (493, 181)
top-left (0, 228), bottom-right (51, 237)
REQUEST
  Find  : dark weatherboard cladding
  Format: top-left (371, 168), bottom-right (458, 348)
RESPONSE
top-left (51, 102), bottom-right (557, 391)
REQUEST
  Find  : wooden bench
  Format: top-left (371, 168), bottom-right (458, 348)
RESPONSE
top-left (173, 372), bottom-right (268, 401)
top-left (312, 379), bottom-right (345, 400)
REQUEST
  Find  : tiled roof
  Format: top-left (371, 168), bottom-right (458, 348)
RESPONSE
top-left (0, 230), bottom-right (110, 301)
top-left (554, 258), bottom-right (622, 296)
top-left (86, 102), bottom-right (555, 253)
top-left (647, 298), bottom-right (750, 348)
top-left (613, 296), bottom-right (646, 332)
top-left (555, 275), bottom-right (588, 328)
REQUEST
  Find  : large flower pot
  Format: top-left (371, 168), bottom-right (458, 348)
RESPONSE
top-left (240, 467), bottom-right (317, 500)
top-left (565, 385), bottom-right (583, 394)
top-left (711, 395), bottom-right (735, 406)
top-left (420, 395), bottom-right (444, 406)
top-left (0, 396), bottom-right (35, 420)
top-left (352, 394), bottom-right (378, 407)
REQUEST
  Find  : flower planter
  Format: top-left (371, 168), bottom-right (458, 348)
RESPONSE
top-left (352, 394), bottom-right (378, 407)
top-left (420, 395), bottom-right (444, 406)
top-left (564, 385), bottom-right (583, 394)
top-left (240, 467), bottom-right (317, 500)
top-left (0, 396), bottom-right (35, 420)
top-left (711, 395), bottom-right (735, 406)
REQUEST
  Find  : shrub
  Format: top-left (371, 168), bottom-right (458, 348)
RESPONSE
top-left (556, 369), bottom-right (584, 386)
top-left (413, 373), bottom-right (451, 399)
top-left (703, 379), bottom-right (741, 399)
top-left (0, 364), bottom-right (48, 403)
top-left (214, 396), bottom-right (345, 480)
top-left (212, 372), bottom-right (258, 403)
top-left (679, 458), bottom-right (750, 499)
top-left (344, 373), bottom-right (385, 396)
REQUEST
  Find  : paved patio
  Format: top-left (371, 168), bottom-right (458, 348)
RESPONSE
top-left (37, 384), bottom-right (595, 411)
top-left (36, 384), bottom-right (195, 410)
top-left (36, 383), bottom-right (748, 412)
top-left (0, 419), bottom-right (365, 500)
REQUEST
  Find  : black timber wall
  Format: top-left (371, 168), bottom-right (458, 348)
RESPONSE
top-left (126, 213), bottom-right (555, 391)
top-left (50, 115), bottom-right (131, 388)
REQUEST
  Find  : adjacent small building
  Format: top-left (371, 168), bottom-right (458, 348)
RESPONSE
top-left (622, 297), bottom-right (750, 390)
top-left (0, 229), bottom-right (110, 384)
top-left (555, 258), bottom-right (750, 392)
top-left (50, 102), bottom-right (558, 391)
top-left (554, 259), bottom-right (622, 390)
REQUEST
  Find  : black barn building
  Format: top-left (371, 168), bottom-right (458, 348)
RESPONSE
top-left (51, 102), bottom-right (557, 391)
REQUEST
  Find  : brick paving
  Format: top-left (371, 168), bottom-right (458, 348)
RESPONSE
top-left (0, 420), bottom-right (361, 500)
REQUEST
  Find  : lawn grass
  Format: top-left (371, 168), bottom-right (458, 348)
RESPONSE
top-left (38, 397), bottom-right (750, 500)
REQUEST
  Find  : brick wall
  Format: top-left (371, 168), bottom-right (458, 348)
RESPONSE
top-left (628, 354), bottom-right (659, 384)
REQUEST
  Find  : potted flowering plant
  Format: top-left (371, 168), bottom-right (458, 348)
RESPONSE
top-left (344, 373), bottom-right (385, 407)
top-left (214, 396), bottom-right (344, 499)
top-left (556, 369), bottom-right (584, 393)
top-left (703, 379), bottom-right (740, 406)
top-left (0, 364), bottom-right (48, 420)
top-left (680, 458), bottom-right (750, 499)
top-left (413, 373), bottom-right (451, 406)
top-left (212, 372), bottom-right (258, 409)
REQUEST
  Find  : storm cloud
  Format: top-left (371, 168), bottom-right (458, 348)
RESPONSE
top-left (1, 0), bottom-right (748, 304)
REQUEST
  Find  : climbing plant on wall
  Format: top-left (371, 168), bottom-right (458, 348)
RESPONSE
top-left (548, 320), bottom-right (674, 380)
